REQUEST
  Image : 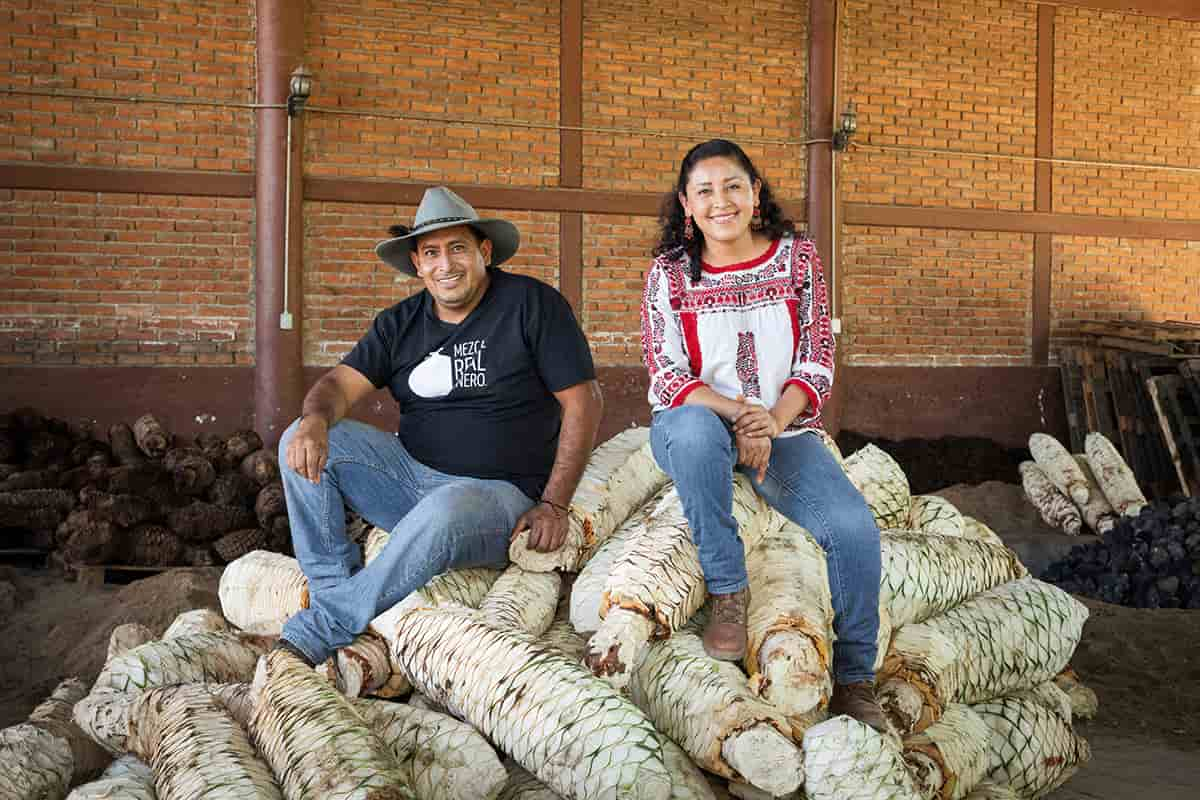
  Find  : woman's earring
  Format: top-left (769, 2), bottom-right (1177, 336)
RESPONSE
top-left (751, 204), bottom-right (763, 231)
top-left (684, 215), bottom-right (694, 241)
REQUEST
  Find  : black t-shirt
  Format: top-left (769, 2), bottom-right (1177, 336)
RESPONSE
top-left (341, 268), bottom-right (595, 499)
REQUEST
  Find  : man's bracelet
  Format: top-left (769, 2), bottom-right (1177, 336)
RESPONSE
top-left (539, 498), bottom-right (570, 517)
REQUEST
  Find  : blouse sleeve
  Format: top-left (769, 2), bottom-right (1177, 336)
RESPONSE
top-left (640, 260), bottom-right (705, 408)
top-left (784, 239), bottom-right (836, 417)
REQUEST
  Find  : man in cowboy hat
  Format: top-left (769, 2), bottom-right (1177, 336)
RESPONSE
top-left (275, 186), bottom-right (603, 668)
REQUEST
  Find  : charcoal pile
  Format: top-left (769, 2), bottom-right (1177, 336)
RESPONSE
top-left (0, 407), bottom-right (313, 568)
top-left (835, 430), bottom-right (1027, 493)
top-left (1043, 495), bottom-right (1200, 609)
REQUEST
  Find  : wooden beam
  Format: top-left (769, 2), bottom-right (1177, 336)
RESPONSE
top-left (807, 0), bottom-right (837, 287)
top-left (304, 178), bottom-right (664, 216)
top-left (809, 0), bottom-right (841, 431)
top-left (0, 165), bottom-right (801, 220)
top-left (1033, 4), bottom-right (1056, 365)
top-left (1035, 6), bottom-right (1055, 215)
top-left (8, 164), bottom-right (1197, 241)
top-left (1033, 234), bottom-right (1053, 363)
top-left (560, 213), bottom-right (583, 310)
top-left (842, 203), bottom-right (1200, 240)
top-left (559, 0), bottom-right (583, 189)
top-left (0, 163), bottom-right (254, 197)
top-left (559, 0), bottom-right (584, 312)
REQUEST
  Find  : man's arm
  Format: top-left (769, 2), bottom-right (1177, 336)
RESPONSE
top-left (286, 364), bottom-right (377, 483)
top-left (517, 379), bottom-right (604, 552)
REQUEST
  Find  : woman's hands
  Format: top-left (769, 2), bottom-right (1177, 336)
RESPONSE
top-left (732, 400), bottom-right (780, 439)
top-left (735, 432), bottom-right (771, 483)
top-left (730, 396), bottom-right (791, 483)
top-left (683, 390), bottom-right (791, 482)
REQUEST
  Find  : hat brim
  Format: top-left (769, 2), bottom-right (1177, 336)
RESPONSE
top-left (375, 219), bottom-right (520, 276)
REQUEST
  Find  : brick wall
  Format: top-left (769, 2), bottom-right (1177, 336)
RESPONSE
top-left (3, 0), bottom-right (1200, 375)
top-left (297, 0), bottom-right (809, 368)
top-left (0, 0), bottom-right (255, 170)
top-left (837, 0), bottom-right (1038, 366)
top-left (582, 213), bottom-right (660, 366)
top-left (839, 0), bottom-right (1037, 212)
top-left (1050, 236), bottom-right (1200, 355)
top-left (578, 0), bottom-right (808, 366)
top-left (581, 0), bottom-right (807, 198)
top-left (1053, 7), bottom-right (1200, 220)
top-left (0, 189), bottom-right (253, 365)
top-left (302, 201), bottom-right (560, 366)
top-left (303, 0), bottom-right (559, 184)
top-left (0, 0), bottom-right (258, 367)
top-left (840, 226), bottom-right (1033, 366)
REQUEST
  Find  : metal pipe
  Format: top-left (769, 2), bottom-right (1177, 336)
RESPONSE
top-left (830, 0), bottom-right (841, 324)
top-left (281, 112), bottom-right (294, 331)
top-left (0, 86), bottom-right (283, 109)
top-left (253, 0), bottom-right (305, 446)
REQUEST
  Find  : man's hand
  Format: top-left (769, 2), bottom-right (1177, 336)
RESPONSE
top-left (286, 416), bottom-right (330, 484)
top-left (732, 397), bottom-right (780, 439)
top-left (512, 502), bottom-right (569, 553)
top-left (736, 432), bottom-right (772, 483)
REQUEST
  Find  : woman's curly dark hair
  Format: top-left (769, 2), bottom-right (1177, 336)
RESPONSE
top-left (654, 139), bottom-right (795, 282)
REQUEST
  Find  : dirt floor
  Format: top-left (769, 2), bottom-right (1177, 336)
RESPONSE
top-left (0, 482), bottom-right (1197, 797)
top-left (0, 565), bottom-right (223, 727)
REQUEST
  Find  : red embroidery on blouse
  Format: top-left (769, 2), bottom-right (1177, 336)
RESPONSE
top-left (735, 331), bottom-right (761, 400)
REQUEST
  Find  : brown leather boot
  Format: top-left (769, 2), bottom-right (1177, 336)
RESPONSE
top-left (828, 681), bottom-right (890, 733)
top-left (703, 588), bottom-right (750, 661)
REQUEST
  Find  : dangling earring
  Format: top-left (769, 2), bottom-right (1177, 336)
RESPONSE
top-left (684, 215), bottom-right (694, 241)
top-left (751, 204), bottom-right (763, 231)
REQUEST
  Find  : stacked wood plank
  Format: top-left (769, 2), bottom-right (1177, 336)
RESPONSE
top-left (1060, 320), bottom-right (1200, 498)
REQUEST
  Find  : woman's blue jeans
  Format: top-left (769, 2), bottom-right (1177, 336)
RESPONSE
top-left (650, 405), bottom-right (882, 684)
top-left (277, 418), bottom-right (533, 666)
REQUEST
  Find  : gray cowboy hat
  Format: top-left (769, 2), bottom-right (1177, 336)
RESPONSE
top-left (374, 186), bottom-right (520, 276)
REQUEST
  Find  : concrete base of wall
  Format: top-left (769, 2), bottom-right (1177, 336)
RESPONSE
top-left (1, 364), bottom-right (1066, 451)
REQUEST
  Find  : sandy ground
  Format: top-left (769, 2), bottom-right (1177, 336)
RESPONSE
top-left (0, 565), bottom-right (223, 726)
top-left (1, 481), bottom-right (1198, 797)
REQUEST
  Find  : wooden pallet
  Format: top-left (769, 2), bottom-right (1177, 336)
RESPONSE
top-left (1181, 360), bottom-right (1200, 412)
top-left (1133, 356), bottom-right (1193, 493)
top-left (1079, 347), bottom-right (1120, 445)
top-left (1056, 345), bottom-right (1182, 497)
top-left (1104, 350), bottom-right (1153, 486)
top-left (1079, 320), bottom-right (1200, 358)
top-left (1146, 374), bottom-right (1200, 497)
top-left (1079, 319), bottom-right (1200, 340)
top-left (1059, 346), bottom-right (1088, 453)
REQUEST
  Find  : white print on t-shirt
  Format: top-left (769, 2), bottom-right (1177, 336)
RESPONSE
top-left (408, 339), bottom-right (488, 398)
top-left (409, 348), bottom-right (454, 398)
top-left (452, 338), bottom-right (487, 388)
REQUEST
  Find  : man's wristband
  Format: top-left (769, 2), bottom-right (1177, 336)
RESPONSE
top-left (539, 498), bottom-right (570, 517)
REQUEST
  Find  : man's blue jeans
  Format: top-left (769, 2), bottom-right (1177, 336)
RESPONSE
top-left (277, 418), bottom-right (533, 666)
top-left (650, 405), bottom-right (882, 684)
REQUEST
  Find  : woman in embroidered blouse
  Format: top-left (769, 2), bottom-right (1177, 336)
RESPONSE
top-left (640, 139), bottom-right (886, 731)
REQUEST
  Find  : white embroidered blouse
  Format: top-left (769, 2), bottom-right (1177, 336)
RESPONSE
top-left (639, 233), bottom-right (836, 433)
